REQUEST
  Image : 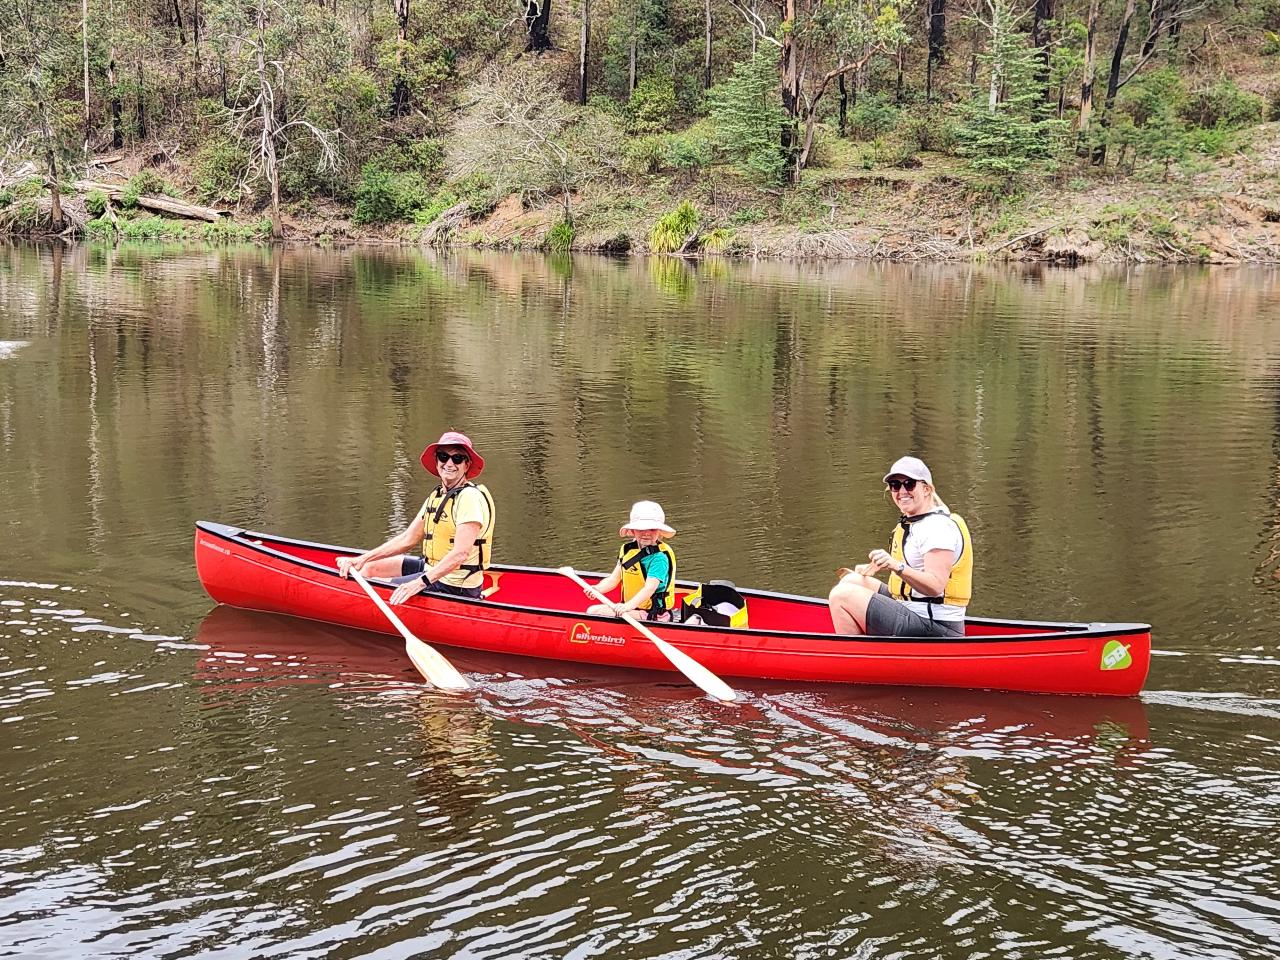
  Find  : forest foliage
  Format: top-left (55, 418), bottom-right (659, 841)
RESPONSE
top-left (0, 0), bottom-right (1276, 241)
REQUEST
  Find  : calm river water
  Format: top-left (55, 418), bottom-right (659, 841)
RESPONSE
top-left (1, 243), bottom-right (1278, 959)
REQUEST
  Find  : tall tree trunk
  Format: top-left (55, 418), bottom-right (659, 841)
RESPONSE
top-left (779, 0), bottom-right (799, 175)
top-left (926, 0), bottom-right (945, 103)
top-left (1077, 0), bottom-right (1100, 155)
top-left (108, 47), bottom-right (123, 148)
top-left (577, 0), bottom-right (589, 104)
top-left (172, 0), bottom-right (186, 45)
top-left (1031, 0), bottom-right (1054, 102)
top-left (254, 0), bottom-right (282, 240)
top-left (895, 44), bottom-right (904, 103)
top-left (47, 149), bottom-right (64, 232)
top-left (82, 0), bottom-right (90, 158)
top-left (136, 59), bottom-right (147, 139)
top-left (1093, 0), bottom-right (1136, 165)
top-left (703, 0), bottom-right (712, 90)
top-left (193, 0), bottom-right (202, 94)
top-left (837, 63), bottom-right (848, 136)
top-left (627, 6), bottom-right (636, 97)
top-left (524, 0), bottom-right (552, 53)
top-left (391, 0), bottom-right (409, 116)
top-left (1141, 0), bottom-right (1164, 57)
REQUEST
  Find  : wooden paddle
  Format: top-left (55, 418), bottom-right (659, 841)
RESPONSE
top-left (557, 566), bottom-right (737, 702)
top-left (350, 569), bottom-right (471, 692)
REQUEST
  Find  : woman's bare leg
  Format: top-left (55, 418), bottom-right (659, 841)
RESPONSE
top-left (828, 573), bottom-right (879, 635)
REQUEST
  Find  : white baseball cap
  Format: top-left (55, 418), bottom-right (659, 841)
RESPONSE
top-left (882, 456), bottom-right (933, 485)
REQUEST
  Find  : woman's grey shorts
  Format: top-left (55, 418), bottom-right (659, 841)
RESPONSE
top-left (865, 583), bottom-right (965, 639)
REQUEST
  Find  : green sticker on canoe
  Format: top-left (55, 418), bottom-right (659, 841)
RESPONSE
top-left (1100, 640), bottom-right (1132, 671)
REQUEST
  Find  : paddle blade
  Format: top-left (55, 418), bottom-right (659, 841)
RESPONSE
top-left (350, 569), bottom-right (471, 692)
top-left (556, 565), bottom-right (737, 702)
top-left (647, 633), bottom-right (737, 702)
top-left (405, 637), bottom-right (471, 692)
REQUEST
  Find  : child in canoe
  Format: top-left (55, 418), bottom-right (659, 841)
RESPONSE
top-left (584, 501), bottom-right (677, 621)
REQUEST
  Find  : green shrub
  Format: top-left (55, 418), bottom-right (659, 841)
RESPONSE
top-left (871, 135), bottom-right (920, 168)
top-left (412, 188), bottom-right (461, 225)
top-left (1120, 67), bottom-right (1185, 127)
top-left (352, 164), bottom-right (431, 224)
top-left (1263, 31), bottom-right (1280, 56)
top-left (624, 136), bottom-right (665, 175)
top-left (803, 125), bottom-right (837, 168)
top-left (120, 171), bottom-right (172, 209)
top-left (898, 106), bottom-right (958, 153)
top-left (728, 206), bottom-right (766, 226)
top-left (85, 189), bottom-right (109, 217)
top-left (545, 219), bottom-right (574, 252)
top-left (1180, 79), bottom-right (1265, 129)
top-left (85, 216), bottom-right (115, 241)
top-left (586, 94), bottom-right (626, 123)
top-left (1185, 124), bottom-right (1234, 157)
top-left (849, 93), bottom-right (900, 139)
top-left (649, 200), bottom-right (700, 253)
top-left (118, 215), bottom-right (184, 240)
top-left (661, 126), bottom-right (714, 172)
top-left (627, 76), bottom-right (679, 134)
top-left (193, 138), bottom-right (250, 203)
top-left (201, 218), bottom-right (272, 242)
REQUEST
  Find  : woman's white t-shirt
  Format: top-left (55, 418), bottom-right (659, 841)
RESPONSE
top-left (899, 513), bottom-right (965, 623)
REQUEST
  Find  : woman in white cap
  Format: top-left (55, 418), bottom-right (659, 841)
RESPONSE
top-left (828, 456), bottom-right (973, 638)
top-left (584, 501), bottom-right (678, 621)
top-left (337, 430), bottom-right (497, 603)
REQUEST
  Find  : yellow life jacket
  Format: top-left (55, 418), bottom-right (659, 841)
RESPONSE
top-left (887, 510), bottom-right (973, 607)
top-left (420, 482), bottom-right (496, 589)
top-left (618, 540), bottom-right (677, 614)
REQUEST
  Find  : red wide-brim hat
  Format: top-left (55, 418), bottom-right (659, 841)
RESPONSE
top-left (420, 430), bottom-right (485, 479)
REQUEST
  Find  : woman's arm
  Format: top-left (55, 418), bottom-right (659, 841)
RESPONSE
top-left (867, 546), bottom-right (953, 596)
top-left (897, 549), bottom-right (954, 597)
top-left (339, 511), bottom-right (427, 577)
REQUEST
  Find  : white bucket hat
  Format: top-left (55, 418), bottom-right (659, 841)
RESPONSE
top-left (619, 500), bottom-right (676, 537)
top-left (882, 456), bottom-right (933, 485)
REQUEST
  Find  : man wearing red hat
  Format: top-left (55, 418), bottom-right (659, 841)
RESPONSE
top-left (337, 431), bottom-right (496, 602)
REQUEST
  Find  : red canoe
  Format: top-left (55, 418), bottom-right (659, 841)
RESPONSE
top-left (194, 521), bottom-right (1152, 697)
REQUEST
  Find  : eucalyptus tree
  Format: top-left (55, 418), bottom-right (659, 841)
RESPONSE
top-left (728, 0), bottom-right (907, 177)
top-left (207, 0), bottom-right (340, 239)
top-left (0, 0), bottom-right (82, 231)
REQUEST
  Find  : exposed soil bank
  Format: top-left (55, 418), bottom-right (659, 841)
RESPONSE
top-left (7, 124), bottom-right (1280, 265)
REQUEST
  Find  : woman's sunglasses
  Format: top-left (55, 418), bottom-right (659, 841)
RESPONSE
top-left (435, 450), bottom-right (470, 465)
top-left (886, 478), bottom-right (918, 492)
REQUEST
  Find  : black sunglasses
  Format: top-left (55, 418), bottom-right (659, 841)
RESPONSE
top-left (435, 450), bottom-right (470, 465)
top-left (886, 478), bottom-right (918, 492)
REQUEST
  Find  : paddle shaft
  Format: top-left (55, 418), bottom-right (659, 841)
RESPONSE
top-left (559, 567), bottom-right (736, 702)
top-left (350, 568), bottom-right (470, 692)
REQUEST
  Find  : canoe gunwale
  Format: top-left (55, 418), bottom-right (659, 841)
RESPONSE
top-left (195, 521), bottom-right (1153, 646)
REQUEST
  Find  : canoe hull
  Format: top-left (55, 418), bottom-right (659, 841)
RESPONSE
top-left (194, 522), bottom-right (1152, 697)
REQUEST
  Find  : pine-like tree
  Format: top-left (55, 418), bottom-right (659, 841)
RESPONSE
top-left (954, 0), bottom-right (1067, 181)
top-left (706, 51), bottom-right (786, 184)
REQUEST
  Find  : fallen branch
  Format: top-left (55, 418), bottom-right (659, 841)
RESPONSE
top-left (988, 222), bottom-right (1060, 253)
top-left (73, 180), bottom-right (228, 222)
top-left (420, 201), bottom-right (470, 247)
